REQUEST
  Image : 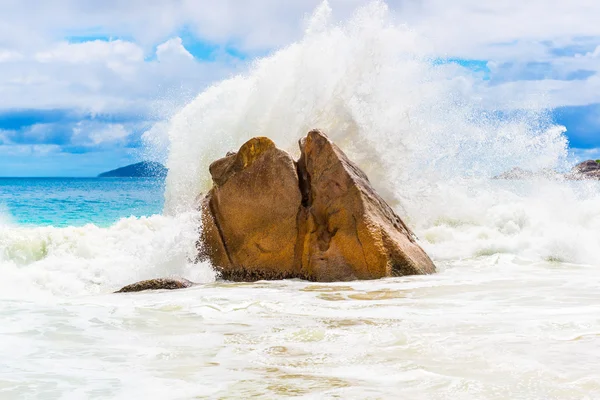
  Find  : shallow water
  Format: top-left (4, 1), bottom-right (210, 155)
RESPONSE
top-left (1, 178), bottom-right (599, 399)
top-left (2, 259), bottom-right (599, 399)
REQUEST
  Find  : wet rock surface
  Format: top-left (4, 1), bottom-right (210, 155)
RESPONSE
top-left (199, 137), bottom-right (303, 281)
top-left (115, 278), bottom-right (196, 293)
top-left (198, 130), bottom-right (436, 282)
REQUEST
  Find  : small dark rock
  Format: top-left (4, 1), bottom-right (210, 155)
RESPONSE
top-left (115, 277), bottom-right (196, 293)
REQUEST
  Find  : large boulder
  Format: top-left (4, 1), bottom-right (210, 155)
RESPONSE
top-left (199, 137), bottom-right (302, 281)
top-left (198, 130), bottom-right (436, 282)
top-left (296, 130), bottom-right (436, 280)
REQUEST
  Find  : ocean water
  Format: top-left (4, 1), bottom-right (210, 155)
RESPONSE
top-left (2, 2), bottom-right (600, 399)
top-left (0, 178), bottom-right (165, 227)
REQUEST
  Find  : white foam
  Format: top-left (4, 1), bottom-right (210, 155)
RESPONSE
top-left (0, 213), bottom-right (216, 299)
top-left (414, 179), bottom-right (600, 266)
top-left (158, 1), bottom-right (599, 268)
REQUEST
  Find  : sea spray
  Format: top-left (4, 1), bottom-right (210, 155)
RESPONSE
top-left (0, 213), bottom-right (216, 298)
top-left (154, 1), bottom-right (600, 268)
top-left (163, 1), bottom-right (568, 215)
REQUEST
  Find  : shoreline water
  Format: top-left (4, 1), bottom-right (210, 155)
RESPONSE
top-left (2, 258), bottom-right (599, 398)
top-left (1, 177), bottom-right (599, 399)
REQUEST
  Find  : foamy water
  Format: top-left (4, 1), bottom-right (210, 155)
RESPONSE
top-left (2, 2), bottom-right (600, 399)
top-left (2, 253), bottom-right (600, 398)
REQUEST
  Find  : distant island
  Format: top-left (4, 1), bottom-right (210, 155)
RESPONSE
top-left (98, 161), bottom-right (168, 178)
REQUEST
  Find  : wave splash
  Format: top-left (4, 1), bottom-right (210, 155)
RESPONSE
top-left (163, 1), bottom-right (568, 214)
top-left (1, 1), bottom-right (598, 298)
top-left (158, 2), bottom-right (600, 266)
top-left (0, 213), bottom-right (216, 298)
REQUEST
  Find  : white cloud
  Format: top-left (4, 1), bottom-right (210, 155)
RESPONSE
top-left (0, 49), bottom-right (22, 63)
top-left (35, 40), bottom-right (144, 64)
top-left (397, 0), bottom-right (600, 57)
top-left (0, 144), bottom-right (61, 156)
top-left (484, 74), bottom-right (600, 109)
top-left (589, 46), bottom-right (600, 58)
top-left (0, 35), bottom-right (239, 115)
top-left (2, 0), bottom-right (600, 55)
top-left (81, 123), bottom-right (130, 145)
top-left (156, 37), bottom-right (193, 62)
top-left (570, 147), bottom-right (600, 162)
top-left (0, 129), bottom-right (15, 144)
top-left (0, 0), bottom-right (599, 145)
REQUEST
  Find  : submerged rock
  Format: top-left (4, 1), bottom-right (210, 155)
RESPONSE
top-left (198, 129), bottom-right (436, 282)
top-left (115, 277), bottom-right (195, 293)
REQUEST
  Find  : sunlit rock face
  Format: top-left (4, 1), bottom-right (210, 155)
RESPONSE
top-left (198, 130), bottom-right (436, 282)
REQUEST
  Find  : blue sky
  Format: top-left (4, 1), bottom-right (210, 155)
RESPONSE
top-left (1, 0), bottom-right (599, 176)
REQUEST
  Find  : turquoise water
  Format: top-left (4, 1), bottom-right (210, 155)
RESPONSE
top-left (0, 178), bottom-right (164, 227)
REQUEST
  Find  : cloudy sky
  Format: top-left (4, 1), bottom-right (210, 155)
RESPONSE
top-left (1, 0), bottom-right (599, 176)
